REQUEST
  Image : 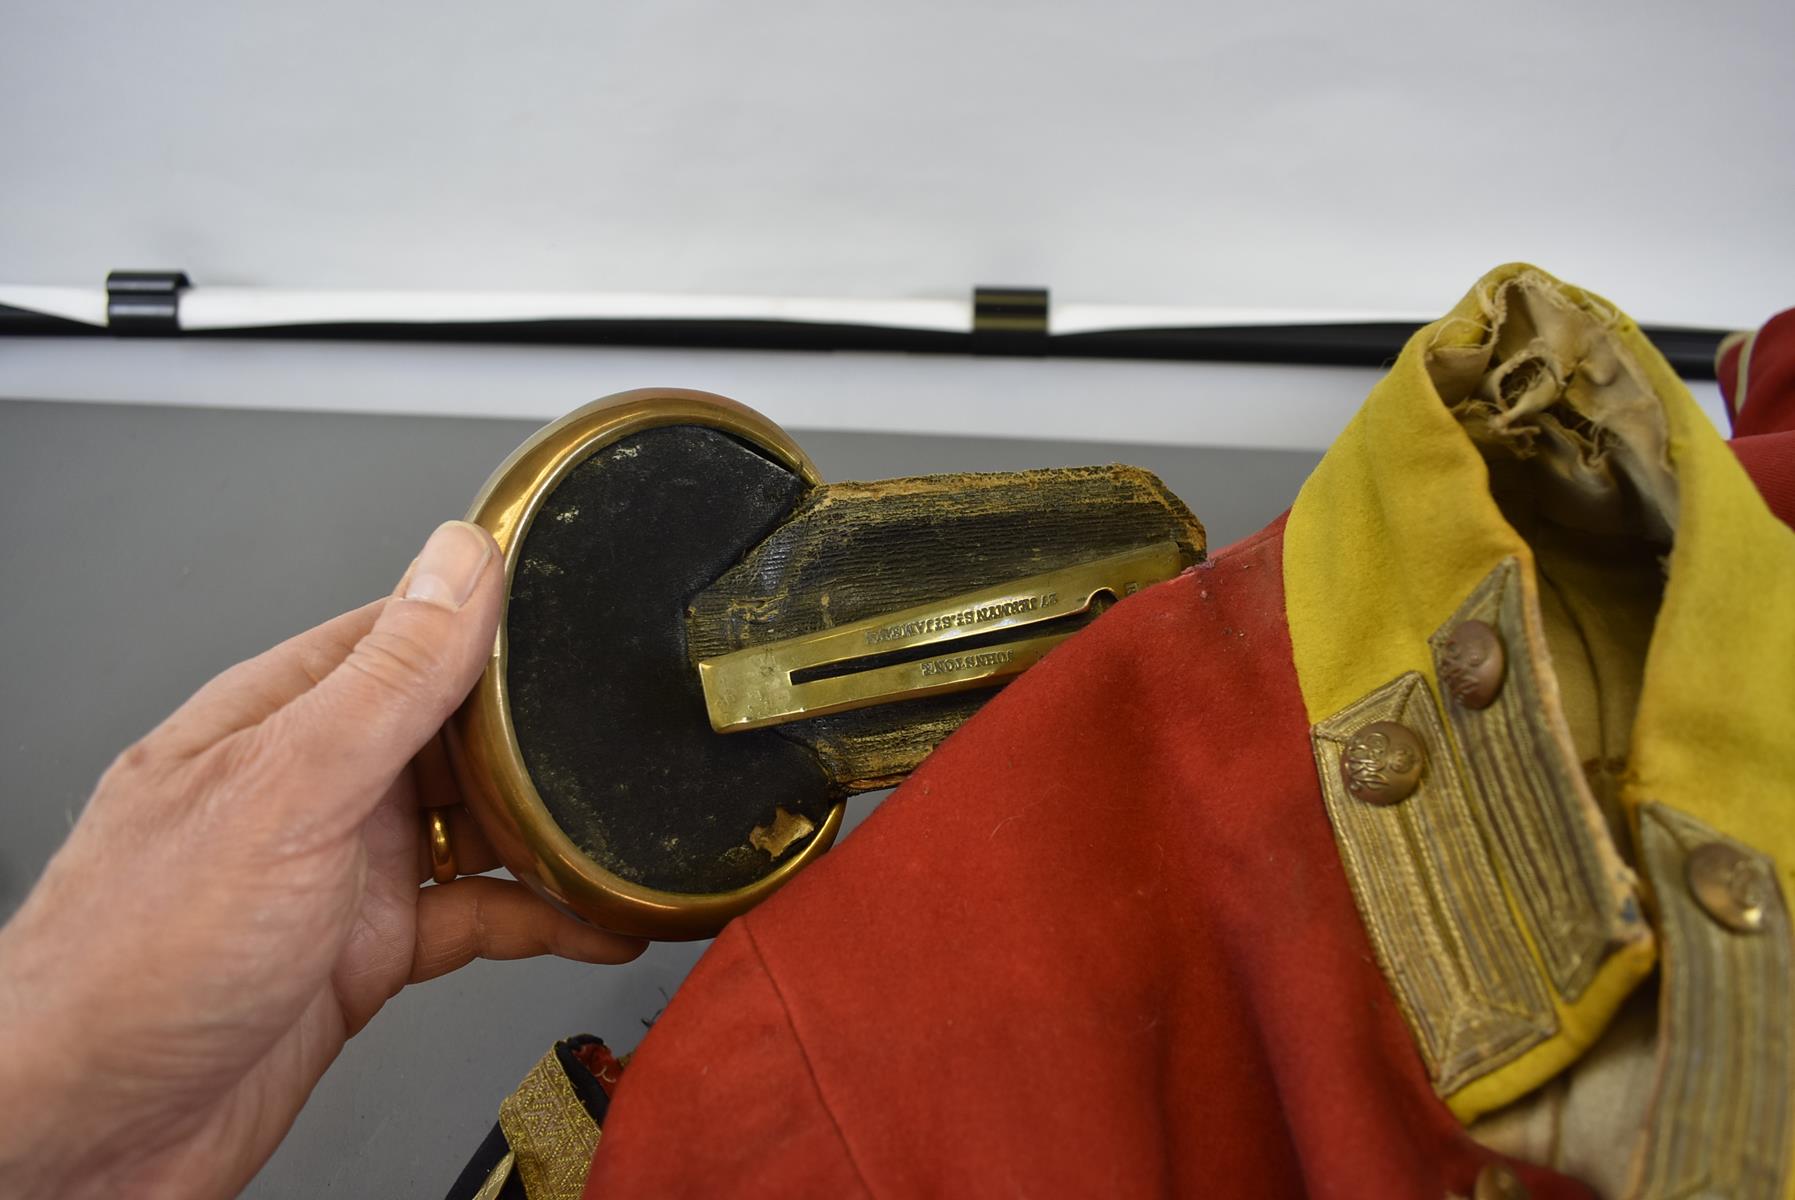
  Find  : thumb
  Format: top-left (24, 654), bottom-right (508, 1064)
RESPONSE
top-left (262, 520), bottom-right (502, 827)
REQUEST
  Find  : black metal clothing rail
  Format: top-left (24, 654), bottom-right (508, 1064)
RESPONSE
top-left (0, 273), bottom-right (1729, 380)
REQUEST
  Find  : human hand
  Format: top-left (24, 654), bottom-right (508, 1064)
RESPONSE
top-left (0, 520), bottom-right (644, 1200)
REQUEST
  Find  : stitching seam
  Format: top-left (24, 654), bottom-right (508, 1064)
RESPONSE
top-left (741, 920), bottom-right (877, 1199)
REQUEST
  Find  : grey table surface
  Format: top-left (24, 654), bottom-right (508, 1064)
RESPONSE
top-left (0, 398), bottom-right (1318, 1197)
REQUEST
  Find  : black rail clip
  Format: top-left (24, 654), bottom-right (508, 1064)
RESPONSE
top-left (972, 286), bottom-right (1049, 355)
top-left (107, 270), bottom-right (191, 335)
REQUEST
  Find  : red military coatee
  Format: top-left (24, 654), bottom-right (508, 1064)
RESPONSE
top-left (569, 266), bottom-right (1795, 1200)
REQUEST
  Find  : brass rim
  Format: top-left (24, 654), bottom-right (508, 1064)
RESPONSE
top-left (445, 388), bottom-right (840, 940)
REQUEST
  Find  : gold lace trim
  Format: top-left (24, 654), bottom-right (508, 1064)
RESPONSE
top-left (497, 1048), bottom-right (603, 1200)
top-left (1429, 558), bottom-right (1648, 1000)
top-left (1313, 672), bottom-right (1556, 1092)
top-left (1632, 805), bottom-right (1793, 1200)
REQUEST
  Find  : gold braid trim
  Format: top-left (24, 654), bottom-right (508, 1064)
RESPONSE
top-left (1632, 806), bottom-right (1793, 1200)
top-left (1429, 559), bottom-right (1648, 1001)
top-left (1312, 671), bottom-right (1557, 1092)
top-left (498, 1049), bottom-right (603, 1200)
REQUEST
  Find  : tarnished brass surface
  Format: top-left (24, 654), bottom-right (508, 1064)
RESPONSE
top-left (1686, 840), bottom-right (1773, 934)
top-left (1472, 1164), bottom-right (1529, 1200)
top-left (450, 389), bottom-right (1205, 938)
top-left (687, 465), bottom-right (1204, 791)
top-left (699, 541), bottom-right (1184, 732)
top-left (447, 388), bottom-right (842, 940)
top-left (1438, 619), bottom-right (1506, 710)
top-left (1339, 720), bottom-right (1425, 806)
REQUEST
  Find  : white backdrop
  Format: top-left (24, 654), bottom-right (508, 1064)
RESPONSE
top-left (0, 0), bottom-right (1783, 444)
top-left (2, 0), bottom-right (1790, 322)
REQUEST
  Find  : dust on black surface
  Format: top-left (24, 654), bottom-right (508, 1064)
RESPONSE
top-left (504, 425), bottom-right (833, 894)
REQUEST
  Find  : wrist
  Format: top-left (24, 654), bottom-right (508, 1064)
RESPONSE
top-left (0, 887), bottom-right (115, 1197)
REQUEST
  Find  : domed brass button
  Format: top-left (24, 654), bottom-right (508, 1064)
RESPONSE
top-left (1473, 1163), bottom-right (1529, 1200)
top-left (1341, 721), bottom-right (1425, 805)
top-left (1687, 841), bottom-right (1772, 933)
top-left (1439, 619), bottom-right (1506, 709)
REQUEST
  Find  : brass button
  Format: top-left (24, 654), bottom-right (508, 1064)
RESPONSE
top-left (1472, 1163), bottom-right (1529, 1200)
top-left (1341, 721), bottom-right (1425, 805)
top-left (1439, 619), bottom-right (1506, 709)
top-left (1687, 841), bottom-right (1772, 933)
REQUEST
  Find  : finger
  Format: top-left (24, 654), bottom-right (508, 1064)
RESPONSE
top-left (156, 601), bottom-right (385, 756)
top-left (257, 521), bottom-right (502, 830)
top-left (416, 804), bottom-right (503, 884)
top-left (410, 877), bottom-right (647, 984)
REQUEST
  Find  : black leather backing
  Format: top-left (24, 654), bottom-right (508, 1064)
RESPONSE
top-left (504, 425), bottom-right (831, 895)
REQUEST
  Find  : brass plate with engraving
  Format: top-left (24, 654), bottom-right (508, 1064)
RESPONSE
top-left (700, 542), bottom-right (1185, 732)
top-left (449, 388), bottom-right (1204, 939)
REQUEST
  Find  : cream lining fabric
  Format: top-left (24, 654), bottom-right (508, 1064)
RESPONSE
top-left (1428, 271), bottom-right (1679, 544)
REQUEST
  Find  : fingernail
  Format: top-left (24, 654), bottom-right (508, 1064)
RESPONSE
top-left (404, 521), bottom-right (493, 611)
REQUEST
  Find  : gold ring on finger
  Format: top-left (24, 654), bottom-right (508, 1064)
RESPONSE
top-left (426, 808), bottom-right (457, 885)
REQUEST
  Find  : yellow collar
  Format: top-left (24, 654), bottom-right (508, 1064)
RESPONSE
top-left (1283, 263), bottom-right (1795, 1120)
